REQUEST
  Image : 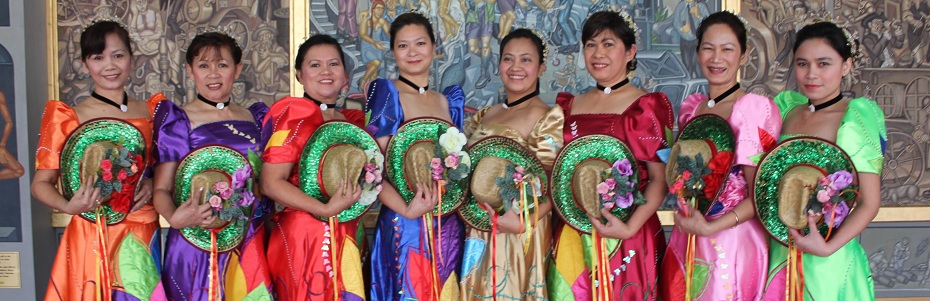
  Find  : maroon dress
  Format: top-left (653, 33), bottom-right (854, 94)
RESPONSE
top-left (547, 92), bottom-right (673, 300)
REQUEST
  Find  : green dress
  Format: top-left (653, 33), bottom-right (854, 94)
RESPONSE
top-left (761, 91), bottom-right (886, 300)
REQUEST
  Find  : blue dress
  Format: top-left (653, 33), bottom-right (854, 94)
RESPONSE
top-left (366, 78), bottom-right (466, 300)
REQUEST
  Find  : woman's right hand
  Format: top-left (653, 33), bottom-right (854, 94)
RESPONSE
top-left (168, 188), bottom-right (215, 229)
top-left (64, 175), bottom-right (102, 215)
top-left (404, 183), bottom-right (437, 219)
top-left (325, 180), bottom-right (362, 217)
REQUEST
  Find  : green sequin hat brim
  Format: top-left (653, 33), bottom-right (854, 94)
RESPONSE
top-left (671, 114), bottom-right (736, 215)
top-left (61, 118), bottom-right (146, 225)
top-left (459, 136), bottom-right (548, 232)
top-left (551, 134), bottom-right (642, 234)
top-left (754, 136), bottom-right (857, 246)
top-left (175, 145), bottom-right (249, 252)
top-left (385, 118), bottom-right (467, 216)
top-left (299, 121), bottom-right (380, 222)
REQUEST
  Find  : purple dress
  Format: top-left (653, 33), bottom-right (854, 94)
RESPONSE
top-left (153, 100), bottom-right (273, 300)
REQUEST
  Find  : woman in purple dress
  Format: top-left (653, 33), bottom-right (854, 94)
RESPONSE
top-left (152, 32), bottom-right (273, 300)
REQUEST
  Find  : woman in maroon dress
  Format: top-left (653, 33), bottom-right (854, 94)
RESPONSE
top-left (547, 10), bottom-right (673, 300)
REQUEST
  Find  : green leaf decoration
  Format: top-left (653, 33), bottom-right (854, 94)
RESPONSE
top-left (248, 148), bottom-right (263, 174)
top-left (242, 283), bottom-right (272, 301)
top-left (117, 235), bottom-right (160, 300)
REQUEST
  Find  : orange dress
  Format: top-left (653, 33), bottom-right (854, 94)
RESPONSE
top-left (38, 95), bottom-right (166, 301)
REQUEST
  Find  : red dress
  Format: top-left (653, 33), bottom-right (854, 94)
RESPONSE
top-left (547, 92), bottom-right (673, 300)
top-left (261, 97), bottom-right (367, 301)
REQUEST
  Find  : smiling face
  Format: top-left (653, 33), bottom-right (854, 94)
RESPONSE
top-left (186, 45), bottom-right (242, 102)
top-left (499, 38), bottom-right (545, 96)
top-left (392, 24), bottom-right (434, 78)
top-left (698, 24), bottom-right (747, 87)
top-left (297, 44), bottom-right (348, 101)
top-left (583, 30), bottom-right (636, 86)
top-left (794, 38), bottom-right (851, 103)
top-left (82, 33), bottom-right (132, 93)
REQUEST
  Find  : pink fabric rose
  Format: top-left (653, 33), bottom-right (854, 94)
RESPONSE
top-left (604, 178), bottom-right (617, 190)
top-left (365, 163), bottom-right (377, 173)
top-left (219, 188), bottom-right (233, 199)
top-left (365, 171), bottom-right (376, 183)
top-left (817, 189), bottom-right (832, 203)
top-left (682, 170), bottom-right (692, 180)
top-left (430, 158), bottom-right (442, 169)
top-left (445, 153), bottom-right (460, 169)
top-left (209, 195), bottom-right (223, 209)
top-left (214, 182), bottom-right (230, 194)
top-left (596, 182), bottom-right (610, 195)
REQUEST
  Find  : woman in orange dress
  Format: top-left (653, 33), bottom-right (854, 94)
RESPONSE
top-left (32, 20), bottom-right (166, 301)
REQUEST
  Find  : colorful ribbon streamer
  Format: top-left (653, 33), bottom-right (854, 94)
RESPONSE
top-left (329, 217), bottom-right (341, 301)
top-left (94, 209), bottom-right (112, 301)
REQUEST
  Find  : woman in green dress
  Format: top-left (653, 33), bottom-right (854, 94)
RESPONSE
top-left (761, 21), bottom-right (885, 300)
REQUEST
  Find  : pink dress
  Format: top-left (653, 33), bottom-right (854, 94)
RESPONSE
top-left (659, 93), bottom-right (781, 301)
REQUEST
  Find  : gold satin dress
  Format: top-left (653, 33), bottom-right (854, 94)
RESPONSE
top-left (459, 105), bottom-right (564, 300)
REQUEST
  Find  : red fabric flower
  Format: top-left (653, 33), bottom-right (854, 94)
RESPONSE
top-left (100, 159), bottom-right (112, 170)
top-left (117, 169), bottom-right (128, 181)
top-left (110, 171), bottom-right (142, 214)
top-left (102, 171), bottom-right (113, 182)
top-left (703, 151), bottom-right (733, 198)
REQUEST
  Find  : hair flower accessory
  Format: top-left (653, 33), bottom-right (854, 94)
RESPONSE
top-left (598, 158), bottom-right (642, 210)
top-left (805, 170), bottom-right (857, 228)
top-left (612, 6), bottom-right (640, 44)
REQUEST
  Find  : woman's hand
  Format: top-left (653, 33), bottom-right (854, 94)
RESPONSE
top-left (167, 187), bottom-right (216, 229)
top-left (481, 203), bottom-right (524, 234)
top-left (325, 180), bottom-right (362, 217)
top-left (403, 183), bottom-right (437, 219)
top-left (64, 175), bottom-right (102, 215)
top-left (589, 208), bottom-right (636, 239)
top-left (130, 178), bottom-right (154, 213)
top-left (789, 213), bottom-right (839, 257)
top-left (673, 205), bottom-right (713, 236)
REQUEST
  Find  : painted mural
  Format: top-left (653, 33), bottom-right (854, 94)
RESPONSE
top-left (0, 42), bottom-right (22, 242)
top-left (55, 0), bottom-right (291, 107)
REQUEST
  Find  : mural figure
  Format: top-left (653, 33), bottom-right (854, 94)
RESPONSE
top-left (673, 0), bottom-right (709, 78)
top-left (465, 0), bottom-right (497, 88)
top-left (0, 91), bottom-right (22, 180)
top-left (359, 0), bottom-right (391, 87)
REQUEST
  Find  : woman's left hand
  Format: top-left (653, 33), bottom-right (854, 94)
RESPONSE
top-left (788, 213), bottom-right (837, 257)
top-left (673, 205), bottom-right (712, 236)
top-left (131, 178), bottom-right (154, 213)
top-left (589, 208), bottom-right (636, 239)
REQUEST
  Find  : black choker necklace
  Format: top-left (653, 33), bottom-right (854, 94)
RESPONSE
top-left (808, 93), bottom-right (844, 112)
top-left (197, 94), bottom-right (231, 110)
top-left (303, 93), bottom-right (332, 111)
top-left (91, 91), bottom-right (128, 112)
top-left (503, 89), bottom-right (539, 109)
top-left (707, 83), bottom-right (740, 108)
top-left (398, 75), bottom-right (428, 94)
top-left (595, 78), bottom-right (629, 95)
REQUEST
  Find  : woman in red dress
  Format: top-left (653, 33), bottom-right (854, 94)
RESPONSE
top-left (261, 34), bottom-right (367, 301)
top-left (547, 11), bottom-right (674, 300)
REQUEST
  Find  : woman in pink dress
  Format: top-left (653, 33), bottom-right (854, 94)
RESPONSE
top-left (658, 11), bottom-right (781, 301)
top-left (547, 10), bottom-right (674, 300)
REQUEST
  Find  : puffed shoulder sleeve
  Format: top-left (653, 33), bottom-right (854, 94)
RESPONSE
top-left (153, 99), bottom-right (191, 164)
top-left (249, 101), bottom-right (270, 127)
top-left (773, 91), bottom-right (808, 120)
top-left (146, 93), bottom-right (167, 117)
top-left (730, 94), bottom-right (781, 166)
top-left (837, 98), bottom-right (887, 174)
top-left (465, 107), bottom-right (488, 137)
top-left (364, 78), bottom-right (404, 138)
top-left (443, 85), bottom-right (465, 128)
top-left (341, 109), bottom-right (367, 128)
top-left (528, 105), bottom-right (565, 169)
top-left (261, 97), bottom-right (324, 164)
top-left (678, 93), bottom-right (705, 127)
top-left (634, 93), bottom-right (674, 162)
top-left (35, 100), bottom-right (80, 170)
top-left (555, 92), bottom-right (575, 114)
